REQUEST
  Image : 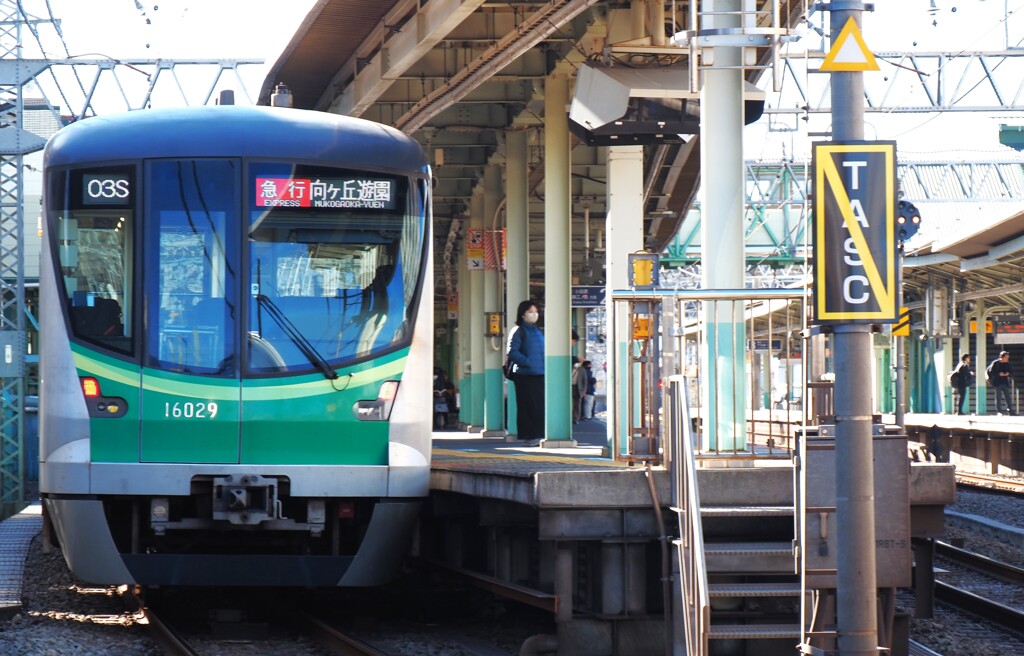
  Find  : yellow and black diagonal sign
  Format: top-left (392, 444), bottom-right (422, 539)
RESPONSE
top-left (892, 306), bottom-right (910, 336)
top-left (812, 141), bottom-right (898, 323)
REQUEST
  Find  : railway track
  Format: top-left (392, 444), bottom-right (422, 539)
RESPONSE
top-left (934, 540), bottom-right (1024, 635)
top-left (134, 588), bottom-right (390, 656)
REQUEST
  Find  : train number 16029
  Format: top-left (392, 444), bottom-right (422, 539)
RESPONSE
top-left (163, 401), bottom-right (219, 419)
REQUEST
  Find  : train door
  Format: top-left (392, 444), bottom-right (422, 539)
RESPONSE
top-left (139, 159), bottom-right (242, 463)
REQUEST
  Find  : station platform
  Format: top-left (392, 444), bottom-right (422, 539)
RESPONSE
top-left (424, 418), bottom-right (955, 655)
top-left (0, 501), bottom-right (42, 617)
top-left (429, 418), bottom-right (954, 512)
top-left (898, 412), bottom-right (1024, 478)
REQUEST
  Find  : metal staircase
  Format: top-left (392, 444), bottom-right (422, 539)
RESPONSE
top-left (668, 374), bottom-right (819, 655)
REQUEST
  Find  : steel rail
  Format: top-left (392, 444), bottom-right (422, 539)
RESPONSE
top-left (935, 541), bottom-right (1024, 586)
top-left (416, 556), bottom-right (558, 613)
top-left (934, 581), bottom-right (1024, 634)
top-left (140, 605), bottom-right (201, 656)
top-left (303, 614), bottom-right (391, 656)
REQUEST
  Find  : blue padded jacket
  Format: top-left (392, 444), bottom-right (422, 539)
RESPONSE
top-left (508, 324), bottom-right (545, 375)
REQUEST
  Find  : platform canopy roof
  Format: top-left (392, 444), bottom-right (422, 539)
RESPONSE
top-left (905, 207), bottom-right (1024, 320)
top-left (260, 0), bottom-right (808, 304)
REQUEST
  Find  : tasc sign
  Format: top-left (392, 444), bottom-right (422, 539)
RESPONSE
top-left (812, 141), bottom-right (898, 324)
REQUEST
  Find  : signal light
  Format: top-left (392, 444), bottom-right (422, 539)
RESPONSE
top-left (896, 200), bottom-right (921, 241)
top-left (81, 377), bottom-right (100, 397)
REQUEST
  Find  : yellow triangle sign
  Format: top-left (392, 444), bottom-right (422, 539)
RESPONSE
top-left (820, 17), bottom-right (879, 72)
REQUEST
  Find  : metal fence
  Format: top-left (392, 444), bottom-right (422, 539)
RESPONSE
top-left (611, 288), bottom-right (810, 460)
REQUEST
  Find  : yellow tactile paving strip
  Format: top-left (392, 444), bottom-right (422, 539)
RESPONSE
top-left (432, 447), bottom-right (634, 475)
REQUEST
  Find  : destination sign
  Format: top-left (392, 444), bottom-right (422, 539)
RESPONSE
top-left (255, 177), bottom-right (396, 210)
top-left (82, 173), bottom-right (131, 206)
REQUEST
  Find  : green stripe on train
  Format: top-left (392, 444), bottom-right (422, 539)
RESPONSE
top-left (71, 345), bottom-right (407, 465)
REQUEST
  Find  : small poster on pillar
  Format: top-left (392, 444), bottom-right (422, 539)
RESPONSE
top-left (811, 140), bottom-right (898, 324)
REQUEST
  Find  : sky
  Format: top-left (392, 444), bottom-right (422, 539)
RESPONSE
top-left (19, 0), bottom-right (317, 112)
top-left (743, 0), bottom-right (1024, 243)
top-left (17, 0), bottom-right (317, 191)
top-left (750, 0), bottom-right (1024, 158)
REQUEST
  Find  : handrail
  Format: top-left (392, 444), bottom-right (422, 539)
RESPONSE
top-left (669, 374), bottom-right (710, 656)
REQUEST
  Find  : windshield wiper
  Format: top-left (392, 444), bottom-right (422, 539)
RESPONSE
top-left (255, 294), bottom-right (339, 380)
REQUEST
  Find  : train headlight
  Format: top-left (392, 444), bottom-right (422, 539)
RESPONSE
top-left (353, 380), bottom-right (400, 421)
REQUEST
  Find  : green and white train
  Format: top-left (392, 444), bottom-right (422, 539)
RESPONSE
top-left (39, 105), bottom-right (433, 586)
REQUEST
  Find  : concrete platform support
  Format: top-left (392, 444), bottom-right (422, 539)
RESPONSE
top-left (556, 545), bottom-right (574, 624)
top-left (543, 73), bottom-right (575, 444)
top-left (912, 538), bottom-right (934, 618)
top-left (505, 130), bottom-right (530, 436)
top-left (699, 0), bottom-right (747, 451)
top-left (483, 165), bottom-right (505, 435)
top-left (601, 542), bottom-right (625, 615)
top-left (469, 189), bottom-right (486, 431)
top-left (605, 145), bottom-right (644, 455)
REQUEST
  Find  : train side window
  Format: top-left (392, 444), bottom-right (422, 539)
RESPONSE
top-left (53, 167), bottom-right (135, 355)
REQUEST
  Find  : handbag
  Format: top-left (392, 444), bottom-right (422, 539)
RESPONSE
top-left (504, 326), bottom-right (519, 380)
top-left (503, 356), bottom-right (516, 380)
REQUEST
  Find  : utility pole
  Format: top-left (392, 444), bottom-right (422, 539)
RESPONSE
top-left (827, 3), bottom-right (879, 654)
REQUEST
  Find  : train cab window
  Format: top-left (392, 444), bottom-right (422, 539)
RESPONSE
top-left (51, 167), bottom-right (135, 355)
top-left (144, 159), bottom-right (238, 375)
top-left (246, 163), bottom-right (425, 374)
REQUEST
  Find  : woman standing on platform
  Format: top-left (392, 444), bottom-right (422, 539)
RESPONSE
top-left (508, 300), bottom-right (545, 444)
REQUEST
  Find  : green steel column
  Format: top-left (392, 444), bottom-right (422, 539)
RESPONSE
top-left (505, 130), bottom-right (530, 436)
top-left (976, 300), bottom-right (988, 414)
top-left (574, 308), bottom-right (586, 358)
top-left (483, 165), bottom-right (505, 434)
top-left (605, 145), bottom-right (644, 456)
top-left (457, 238), bottom-right (472, 425)
top-left (543, 74), bottom-right (573, 444)
top-left (958, 322), bottom-right (971, 415)
top-left (469, 189), bottom-right (486, 431)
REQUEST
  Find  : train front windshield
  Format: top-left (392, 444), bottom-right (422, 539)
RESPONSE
top-left (50, 160), bottom-right (426, 377)
top-left (245, 163), bottom-right (424, 374)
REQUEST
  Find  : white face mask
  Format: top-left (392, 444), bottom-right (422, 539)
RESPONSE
top-left (524, 311), bottom-right (539, 324)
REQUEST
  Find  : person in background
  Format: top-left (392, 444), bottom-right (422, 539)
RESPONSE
top-left (433, 367), bottom-right (456, 418)
top-left (507, 300), bottom-right (545, 445)
top-left (581, 360), bottom-right (597, 419)
top-left (949, 354), bottom-right (974, 416)
top-left (986, 350), bottom-right (1014, 416)
top-left (572, 361), bottom-right (586, 424)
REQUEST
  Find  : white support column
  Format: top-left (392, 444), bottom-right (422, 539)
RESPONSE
top-left (506, 130), bottom-right (530, 437)
top-left (699, 0), bottom-right (747, 451)
top-left (544, 73), bottom-right (574, 445)
top-left (605, 145), bottom-right (644, 456)
top-left (483, 164), bottom-right (505, 435)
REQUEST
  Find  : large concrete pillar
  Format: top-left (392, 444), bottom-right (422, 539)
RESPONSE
top-left (506, 130), bottom-right (530, 436)
top-left (605, 145), bottom-right (644, 455)
top-left (469, 189), bottom-right (486, 431)
top-left (544, 74), bottom-right (574, 444)
top-left (483, 165), bottom-right (505, 435)
top-left (699, 0), bottom-right (746, 450)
